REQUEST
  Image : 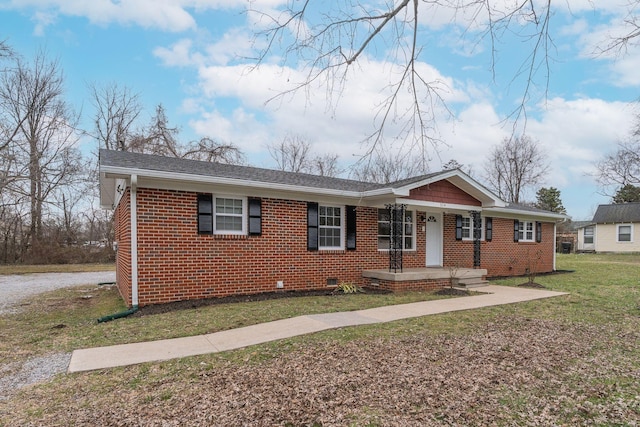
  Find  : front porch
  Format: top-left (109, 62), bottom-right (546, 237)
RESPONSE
top-left (362, 267), bottom-right (488, 292)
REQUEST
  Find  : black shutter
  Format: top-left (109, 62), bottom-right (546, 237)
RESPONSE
top-left (346, 205), bottom-right (357, 250)
top-left (248, 198), bottom-right (262, 235)
top-left (307, 202), bottom-right (319, 251)
top-left (485, 217), bottom-right (493, 242)
top-left (514, 219), bottom-right (520, 242)
top-left (455, 215), bottom-right (463, 240)
top-left (197, 194), bottom-right (213, 235)
top-left (536, 221), bottom-right (542, 243)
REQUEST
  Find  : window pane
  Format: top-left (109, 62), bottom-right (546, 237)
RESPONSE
top-left (378, 210), bottom-right (390, 222)
top-left (619, 226), bottom-right (631, 241)
top-left (404, 237), bottom-right (413, 249)
top-left (217, 216), bottom-right (242, 231)
top-left (405, 212), bottom-right (413, 223)
top-left (216, 198), bottom-right (243, 214)
top-left (378, 222), bottom-right (390, 235)
top-left (378, 237), bottom-right (390, 249)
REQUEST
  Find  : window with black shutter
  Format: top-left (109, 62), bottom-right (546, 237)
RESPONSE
top-left (307, 202), bottom-right (319, 251)
top-left (248, 198), bottom-right (262, 235)
top-left (197, 194), bottom-right (213, 235)
top-left (455, 215), bottom-right (463, 240)
top-left (536, 221), bottom-right (542, 243)
top-left (346, 205), bottom-right (356, 250)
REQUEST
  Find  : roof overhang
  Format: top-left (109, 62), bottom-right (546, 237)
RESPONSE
top-left (392, 169), bottom-right (507, 208)
top-left (99, 164), bottom-right (397, 208)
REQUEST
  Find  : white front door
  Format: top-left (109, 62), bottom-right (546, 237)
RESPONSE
top-left (425, 213), bottom-right (443, 267)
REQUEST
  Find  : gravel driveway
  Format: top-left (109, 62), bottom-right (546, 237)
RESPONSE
top-left (0, 271), bottom-right (116, 315)
top-left (0, 270), bottom-right (116, 400)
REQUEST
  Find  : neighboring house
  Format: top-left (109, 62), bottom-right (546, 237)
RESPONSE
top-left (577, 202), bottom-right (640, 253)
top-left (99, 150), bottom-right (567, 307)
top-left (557, 220), bottom-right (592, 253)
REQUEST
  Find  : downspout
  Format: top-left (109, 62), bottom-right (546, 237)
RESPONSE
top-left (96, 175), bottom-right (140, 323)
top-left (130, 174), bottom-right (139, 308)
top-left (553, 221), bottom-right (557, 271)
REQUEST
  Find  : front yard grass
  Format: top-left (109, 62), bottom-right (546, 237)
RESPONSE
top-left (1, 253), bottom-right (639, 426)
top-left (0, 283), bottom-right (467, 363)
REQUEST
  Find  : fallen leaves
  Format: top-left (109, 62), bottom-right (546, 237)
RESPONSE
top-left (2, 316), bottom-right (639, 426)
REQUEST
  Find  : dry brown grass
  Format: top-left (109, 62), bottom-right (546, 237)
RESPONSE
top-left (0, 263), bottom-right (115, 275)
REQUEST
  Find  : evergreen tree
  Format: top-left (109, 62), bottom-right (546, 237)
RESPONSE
top-left (612, 184), bottom-right (640, 203)
top-left (535, 187), bottom-right (566, 214)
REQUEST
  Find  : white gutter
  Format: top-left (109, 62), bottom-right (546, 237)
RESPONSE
top-left (100, 165), bottom-right (396, 200)
top-left (485, 206), bottom-right (569, 221)
top-left (130, 174), bottom-right (139, 307)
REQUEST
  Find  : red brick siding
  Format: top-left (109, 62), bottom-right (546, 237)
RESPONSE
top-left (131, 189), bottom-right (431, 306)
top-left (115, 187), bottom-right (556, 306)
top-left (442, 214), bottom-right (555, 277)
top-left (406, 180), bottom-right (481, 206)
top-left (114, 190), bottom-right (132, 305)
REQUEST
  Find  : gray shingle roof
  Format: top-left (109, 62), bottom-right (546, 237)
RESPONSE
top-left (100, 149), bottom-right (389, 193)
top-left (592, 203), bottom-right (640, 223)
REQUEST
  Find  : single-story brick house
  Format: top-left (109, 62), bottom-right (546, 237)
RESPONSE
top-left (577, 202), bottom-right (640, 253)
top-left (99, 149), bottom-right (567, 307)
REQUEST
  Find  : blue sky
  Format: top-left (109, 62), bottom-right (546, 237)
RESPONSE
top-left (1, 1), bottom-right (639, 220)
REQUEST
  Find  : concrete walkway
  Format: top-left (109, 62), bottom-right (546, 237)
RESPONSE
top-left (68, 285), bottom-right (568, 373)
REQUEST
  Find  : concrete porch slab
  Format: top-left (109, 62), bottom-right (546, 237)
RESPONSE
top-left (362, 267), bottom-right (487, 282)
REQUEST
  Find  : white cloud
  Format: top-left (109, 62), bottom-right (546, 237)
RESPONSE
top-left (154, 39), bottom-right (201, 67)
top-left (4, 0), bottom-right (254, 32)
top-left (524, 97), bottom-right (634, 197)
top-left (186, 55), bottom-right (470, 163)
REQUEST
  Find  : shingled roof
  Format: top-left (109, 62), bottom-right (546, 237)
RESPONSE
top-left (592, 202), bottom-right (640, 223)
top-left (99, 149), bottom-right (399, 193)
top-left (101, 150), bottom-right (567, 218)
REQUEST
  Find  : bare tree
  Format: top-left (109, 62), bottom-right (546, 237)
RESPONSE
top-left (311, 152), bottom-right (342, 177)
top-left (128, 104), bottom-right (181, 156)
top-left (249, 1), bottom-right (559, 156)
top-left (249, 3), bottom-right (640, 161)
top-left (268, 134), bottom-right (312, 173)
top-left (351, 150), bottom-right (428, 184)
top-left (594, 139), bottom-right (640, 194)
top-left (121, 104), bottom-right (246, 164)
top-left (483, 135), bottom-right (549, 204)
top-left (89, 82), bottom-right (142, 151)
top-left (0, 51), bottom-right (82, 245)
top-left (181, 137), bottom-right (245, 164)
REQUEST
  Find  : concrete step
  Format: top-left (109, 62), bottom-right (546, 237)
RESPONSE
top-left (458, 277), bottom-right (490, 288)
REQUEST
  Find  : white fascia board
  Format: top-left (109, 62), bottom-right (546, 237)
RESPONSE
top-left (101, 165), bottom-right (397, 203)
top-left (390, 199), bottom-right (484, 212)
top-left (393, 170), bottom-right (506, 208)
top-left (485, 206), bottom-right (569, 221)
top-left (99, 174), bottom-right (116, 209)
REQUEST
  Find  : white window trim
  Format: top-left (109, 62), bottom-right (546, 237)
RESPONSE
top-left (616, 224), bottom-right (633, 243)
top-left (319, 204), bottom-right (345, 250)
top-left (519, 221), bottom-right (535, 242)
top-left (377, 209), bottom-right (416, 251)
top-left (583, 226), bottom-right (594, 244)
top-left (462, 216), bottom-right (484, 241)
top-left (213, 196), bottom-right (247, 235)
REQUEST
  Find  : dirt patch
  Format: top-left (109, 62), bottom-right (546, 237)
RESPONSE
top-left (133, 287), bottom-right (392, 317)
top-left (517, 282), bottom-right (547, 289)
top-left (435, 287), bottom-right (471, 296)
